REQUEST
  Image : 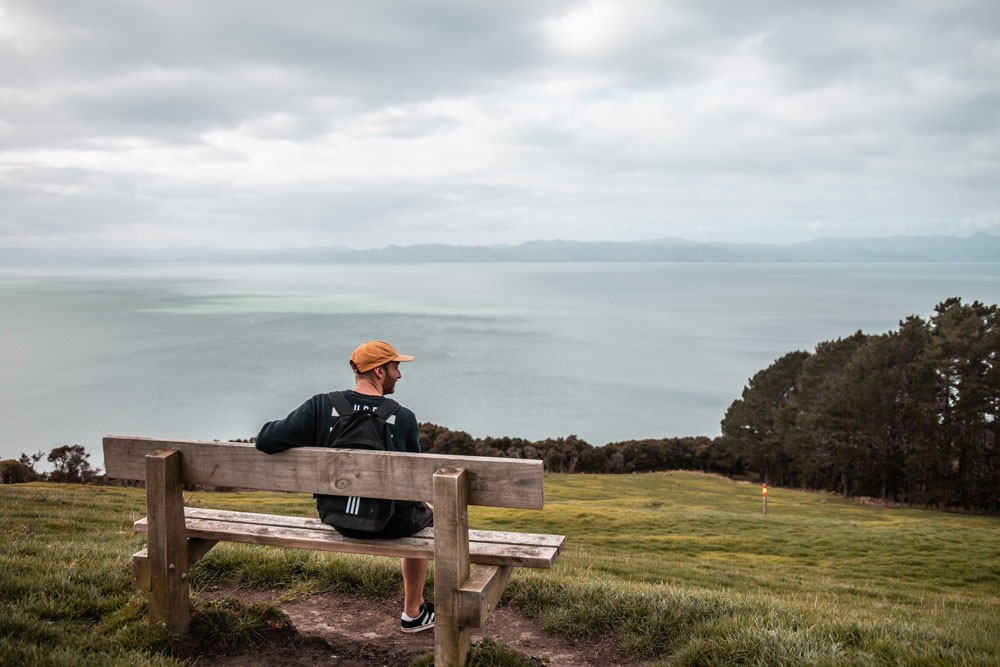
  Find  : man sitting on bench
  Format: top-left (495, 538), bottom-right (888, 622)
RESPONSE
top-left (255, 340), bottom-right (436, 634)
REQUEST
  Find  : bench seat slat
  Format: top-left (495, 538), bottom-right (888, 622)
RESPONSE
top-left (181, 508), bottom-right (566, 551)
top-left (134, 512), bottom-right (561, 568)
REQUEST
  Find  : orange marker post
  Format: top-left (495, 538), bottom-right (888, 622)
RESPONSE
top-left (762, 482), bottom-right (768, 515)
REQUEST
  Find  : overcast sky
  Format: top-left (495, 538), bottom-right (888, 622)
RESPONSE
top-left (2, 1), bottom-right (998, 251)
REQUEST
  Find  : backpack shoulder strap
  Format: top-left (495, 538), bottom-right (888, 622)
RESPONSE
top-left (327, 391), bottom-right (354, 417)
top-left (377, 398), bottom-right (400, 418)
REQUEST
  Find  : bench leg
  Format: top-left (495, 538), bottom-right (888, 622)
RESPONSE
top-left (145, 449), bottom-right (191, 634)
top-left (132, 539), bottom-right (218, 591)
top-left (433, 467), bottom-right (471, 667)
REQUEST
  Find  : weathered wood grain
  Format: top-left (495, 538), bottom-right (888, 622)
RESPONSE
top-left (104, 436), bottom-right (544, 509)
top-left (456, 565), bottom-right (513, 628)
top-left (132, 539), bottom-right (218, 592)
top-left (132, 513), bottom-right (562, 569)
top-left (434, 467), bottom-right (472, 667)
top-left (181, 508), bottom-right (566, 551)
top-left (145, 450), bottom-right (189, 633)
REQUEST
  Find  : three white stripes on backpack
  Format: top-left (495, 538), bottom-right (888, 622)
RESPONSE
top-left (345, 497), bottom-right (361, 515)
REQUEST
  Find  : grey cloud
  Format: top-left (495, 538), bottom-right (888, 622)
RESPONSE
top-left (1, 0), bottom-right (998, 249)
top-left (12, 1), bottom-right (561, 97)
top-left (3, 1), bottom-right (572, 152)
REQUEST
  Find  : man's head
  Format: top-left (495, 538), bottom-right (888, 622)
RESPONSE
top-left (350, 340), bottom-right (414, 395)
top-left (350, 340), bottom-right (414, 373)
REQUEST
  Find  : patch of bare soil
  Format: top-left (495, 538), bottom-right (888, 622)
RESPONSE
top-left (183, 587), bottom-right (643, 667)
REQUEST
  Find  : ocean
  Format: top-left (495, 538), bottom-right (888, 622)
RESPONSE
top-left (2, 261), bottom-right (999, 471)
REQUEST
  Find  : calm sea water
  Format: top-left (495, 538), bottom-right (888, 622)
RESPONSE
top-left (2, 262), bottom-right (999, 470)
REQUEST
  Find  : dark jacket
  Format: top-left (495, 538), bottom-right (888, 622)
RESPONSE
top-left (256, 390), bottom-right (421, 454)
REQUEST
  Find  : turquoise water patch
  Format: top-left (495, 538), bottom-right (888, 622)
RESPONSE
top-left (140, 292), bottom-right (513, 317)
top-left (141, 294), bottom-right (456, 316)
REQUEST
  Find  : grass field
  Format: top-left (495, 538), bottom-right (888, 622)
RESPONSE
top-left (1, 472), bottom-right (998, 666)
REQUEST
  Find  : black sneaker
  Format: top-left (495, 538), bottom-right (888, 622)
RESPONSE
top-left (400, 602), bottom-right (435, 634)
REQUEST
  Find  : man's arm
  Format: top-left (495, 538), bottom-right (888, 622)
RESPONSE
top-left (399, 407), bottom-right (421, 453)
top-left (256, 394), bottom-right (326, 454)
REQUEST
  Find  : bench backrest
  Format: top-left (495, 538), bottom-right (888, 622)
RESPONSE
top-left (103, 436), bottom-right (545, 510)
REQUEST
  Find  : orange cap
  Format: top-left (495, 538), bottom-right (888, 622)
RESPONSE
top-left (350, 340), bottom-right (415, 374)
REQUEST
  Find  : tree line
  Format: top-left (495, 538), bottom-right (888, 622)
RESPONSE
top-left (718, 297), bottom-right (999, 512)
top-left (1, 445), bottom-right (101, 485)
top-left (4, 298), bottom-right (997, 512)
top-left (417, 425), bottom-right (723, 476)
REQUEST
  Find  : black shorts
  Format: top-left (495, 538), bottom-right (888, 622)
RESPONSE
top-left (333, 500), bottom-right (434, 540)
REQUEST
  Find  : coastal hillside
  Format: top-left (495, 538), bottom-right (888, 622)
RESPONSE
top-left (2, 473), bottom-right (998, 665)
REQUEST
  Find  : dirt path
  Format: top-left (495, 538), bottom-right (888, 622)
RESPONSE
top-left (188, 588), bottom-right (641, 667)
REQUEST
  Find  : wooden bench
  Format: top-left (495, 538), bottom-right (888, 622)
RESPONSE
top-left (103, 436), bottom-right (565, 667)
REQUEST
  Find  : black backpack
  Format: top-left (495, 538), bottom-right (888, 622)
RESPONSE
top-left (315, 391), bottom-right (400, 533)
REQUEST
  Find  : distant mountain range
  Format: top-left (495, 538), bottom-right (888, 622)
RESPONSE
top-left (3, 233), bottom-right (999, 265)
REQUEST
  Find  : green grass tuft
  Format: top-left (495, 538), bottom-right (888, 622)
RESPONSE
top-left (191, 543), bottom-right (415, 600)
top-left (409, 638), bottom-right (542, 667)
top-left (191, 597), bottom-right (291, 649)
